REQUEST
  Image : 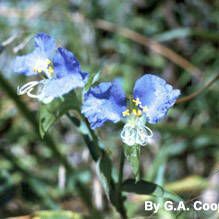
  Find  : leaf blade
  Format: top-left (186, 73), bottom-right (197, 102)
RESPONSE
top-left (122, 179), bottom-right (183, 202)
top-left (124, 144), bottom-right (141, 181)
top-left (39, 92), bottom-right (79, 138)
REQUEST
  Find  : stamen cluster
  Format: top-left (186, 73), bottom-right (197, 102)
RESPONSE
top-left (122, 97), bottom-right (148, 117)
top-left (33, 58), bottom-right (54, 78)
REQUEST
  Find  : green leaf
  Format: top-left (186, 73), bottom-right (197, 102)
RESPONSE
top-left (122, 179), bottom-right (183, 202)
top-left (39, 92), bottom-right (79, 138)
top-left (124, 144), bottom-right (141, 181)
top-left (34, 210), bottom-right (83, 219)
top-left (84, 71), bottom-right (100, 92)
top-left (96, 152), bottom-right (113, 197)
top-left (96, 152), bottom-right (119, 211)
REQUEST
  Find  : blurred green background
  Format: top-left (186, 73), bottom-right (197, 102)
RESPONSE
top-left (0, 0), bottom-right (219, 218)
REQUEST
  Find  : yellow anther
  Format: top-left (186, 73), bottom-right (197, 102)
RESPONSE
top-left (132, 97), bottom-right (141, 106)
top-left (48, 66), bottom-right (54, 76)
top-left (46, 59), bottom-right (51, 65)
top-left (33, 58), bottom-right (54, 77)
top-left (48, 66), bottom-right (53, 71)
top-left (142, 106), bottom-right (148, 112)
top-left (122, 109), bottom-right (130, 117)
top-left (138, 109), bottom-right (142, 116)
top-left (132, 109), bottom-right (142, 117)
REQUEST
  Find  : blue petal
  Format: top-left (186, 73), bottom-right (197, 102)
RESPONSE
top-left (38, 75), bottom-right (85, 103)
top-left (34, 33), bottom-right (56, 58)
top-left (53, 47), bottom-right (88, 81)
top-left (133, 74), bottom-right (180, 124)
top-left (14, 50), bottom-right (41, 76)
top-left (82, 80), bottom-right (127, 129)
top-left (13, 33), bottom-right (56, 76)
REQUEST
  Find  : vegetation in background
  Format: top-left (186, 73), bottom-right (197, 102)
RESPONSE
top-left (0, 0), bottom-right (219, 218)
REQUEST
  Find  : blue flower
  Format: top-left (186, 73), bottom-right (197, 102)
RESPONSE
top-left (15, 33), bottom-right (88, 103)
top-left (82, 74), bottom-right (180, 146)
top-left (82, 80), bottom-right (127, 129)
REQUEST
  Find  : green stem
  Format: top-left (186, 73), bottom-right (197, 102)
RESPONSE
top-left (118, 149), bottom-right (125, 192)
top-left (117, 149), bottom-right (127, 219)
top-left (66, 112), bottom-right (127, 219)
top-left (137, 145), bottom-right (141, 181)
top-left (66, 113), bottom-right (101, 161)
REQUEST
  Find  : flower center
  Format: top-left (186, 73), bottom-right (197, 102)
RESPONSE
top-left (122, 97), bottom-right (148, 117)
top-left (120, 118), bottom-right (153, 146)
top-left (33, 58), bottom-right (54, 78)
top-left (121, 97), bottom-right (152, 146)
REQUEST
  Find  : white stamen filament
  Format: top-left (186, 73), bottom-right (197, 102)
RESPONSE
top-left (120, 124), bottom-right (137, 146)
top-left (17, 81), bottom-right (41, 99)
top-left (136, 125), bottom-right (153, 146)
top-left (120, 123), bottom-right (153, 146)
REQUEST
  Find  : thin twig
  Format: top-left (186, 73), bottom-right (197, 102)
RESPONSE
top-left (1, 33), bottom-right (20, 47)
top-left (13, 35), bottom-right (32, 53)
top-left (94, 19), bottom-right (202, 81)
top-left (0, 33), bottom-right (20, 54)
top-left (177, 74), bottom-right (219, 104)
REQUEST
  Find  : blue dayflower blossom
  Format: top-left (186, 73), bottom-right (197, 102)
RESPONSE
top-left (82, 80), bottom-right (127, 129)
top-left (82, 74), bottom-right (180, 146)
top-left (15, 33), bottom-right (88, 103)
